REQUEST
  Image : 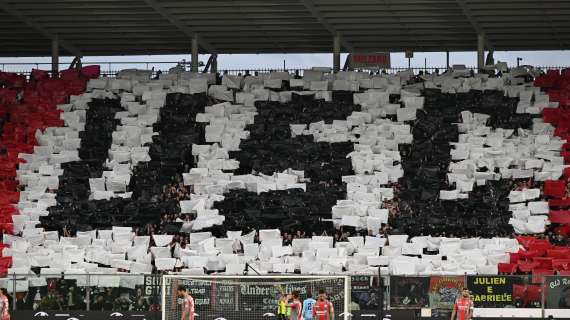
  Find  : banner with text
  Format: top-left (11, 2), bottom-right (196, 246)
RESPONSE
top-left (348, 53), bottom-right (391, 69)
top-left (428, 276), bottom-right (465, 309)
top-left (389, 276), bottom-right (429, 309)
top-left (466, 276), bottom-right (527, 308)
top-left (546, 276), bottom-right (570, 308)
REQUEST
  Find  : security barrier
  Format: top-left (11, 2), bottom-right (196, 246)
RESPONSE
top-left (6, 273), bottom-right (381, 320)
top-left (3, 61), bottom-right (570, 79)
top-left (6, 273), bottom-right (570, 319)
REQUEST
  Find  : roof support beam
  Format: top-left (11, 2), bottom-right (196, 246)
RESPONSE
top-left (455, 0), bottom-right (494, 50)
top-left (191, 34), bottom-right (199, 72)
top-left (477, 34), bottom-right (485, 70)
top-left (299, 0), bottom-right (355, 52)
top-left (333, 35), bottom-right (341, 72)
top-left (52, 36), bottom-right (59, 76)
top-left (140, 0), bottom-right (217, 53)
top-left (0, 0), bottom-right (82, 57)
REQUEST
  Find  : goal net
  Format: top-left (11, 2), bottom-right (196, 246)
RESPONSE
top-left (162, 275), bottom-right (351, 320)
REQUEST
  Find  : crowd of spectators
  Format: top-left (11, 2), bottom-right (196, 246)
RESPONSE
top-left (10, 278), bottom-right (160, 312)
top-left (126, 172), bottom-right (570, 265)
top-left (8, 160), bottom-right (570, 280)
top-left (5, 64), bottom-right (569, 317)
top-left (161, 181), bottom-right (192, 202)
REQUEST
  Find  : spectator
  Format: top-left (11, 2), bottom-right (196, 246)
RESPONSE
top-left (40, 292), bottom-right (61, 310)
top-left (15, 293), bottom-right (26, 310)
top-left (103, 289), bottom-right (114, 310)
top-left (113, 295), bottom-right (131, 311)
top-left (32, 291), bottom-right (41, 311)
top-left (284, 234), bottom-right (293, 246)
top-left (553, 233), bottom-right (568, 246)
top-left (294, 70), bottom-right (301, 79)
top-left (333, 232), bottom-right (341, 244)
top-left (91, 295), bottom-right (104, 311)
top-left (283, 233), bottom-right (292, 246)
top-left (133, 296), bottom-right (149, 311)
top-left (65, 286), bottom-right (80, 310)
top-left (180, 215), bottom-right (193, 234)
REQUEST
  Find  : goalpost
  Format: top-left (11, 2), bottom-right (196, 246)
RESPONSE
top-left (162, 275), bottom-right (351, 320)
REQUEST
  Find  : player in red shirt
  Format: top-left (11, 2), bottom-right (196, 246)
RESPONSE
top-left (312, 290), bottom-right (333, 320)
top-left (287, 291), bottom-right (303, 320)
top-left (324, 292), bottom-right (334, 320)
top-left (177, 285), bottom-right (195, 320)
top-left (451, 288), bottom-right (473, 320)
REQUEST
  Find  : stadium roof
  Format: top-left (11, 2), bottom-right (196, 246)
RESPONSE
top-left (0, 0), bottom-right (569, 57)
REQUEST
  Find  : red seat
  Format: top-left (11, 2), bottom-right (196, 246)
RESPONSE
top-left (0, 223), bottom-right (13, 234)
top-left (562, 151), bottom-right (570, 164)
top-left (516, 236), bottom-right (538, 249)
top-left (533, 257), bottom-right (554, 269)
top-left (0, 181), bottom-right (17, 191)
top-left (544, 180), bottom-right (566, 198)
top-left (528, 239), bottom-right (552, 255)
top-left (0, 88), bottom-right (17, 105)
top-left (548, 69), bottom-right (561, 76)
top-left (0, 72), bottom-right (26, 88)
top-left (550, 211), bottom-right (570, 224)
top-left (0, 215), bottom-right (12, 224)
top-left (0, 257), bottom-right (12, 269)
top-left (0, 192), bottom-right (19, 204)
top-left (509, 252), bottom-right (521, 264)
top-left (550, 198), bottom-right (570, 208)
top-left (543, 108), bottom-right (562, 124)
top-left (80, 65), bottom-right (100, 79)
top-left (0, 243), bottom-right (9, 256)
top-left (30, 69), bottom-right (49, 82)
top-left (547, 248), bottom-right (570, 259)
top-left (498, 263), bottom-right (518, 274)
top-left (519, 250), bottom-right (541, 260)
top-left (518, 261), bottom-right (541, 273)
top-left (554, 225), bottom-right (570, 236)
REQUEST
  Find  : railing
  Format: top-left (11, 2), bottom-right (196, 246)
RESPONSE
top-left (1, 61), bottom-right (569, 78)
top-left (5, 273), bottom-right (570, 319)
top-left (0, 61), bottom-right (185, 75)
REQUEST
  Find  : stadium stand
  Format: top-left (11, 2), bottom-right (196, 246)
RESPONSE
top-left (1, 65), bottom-right (570, 294)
